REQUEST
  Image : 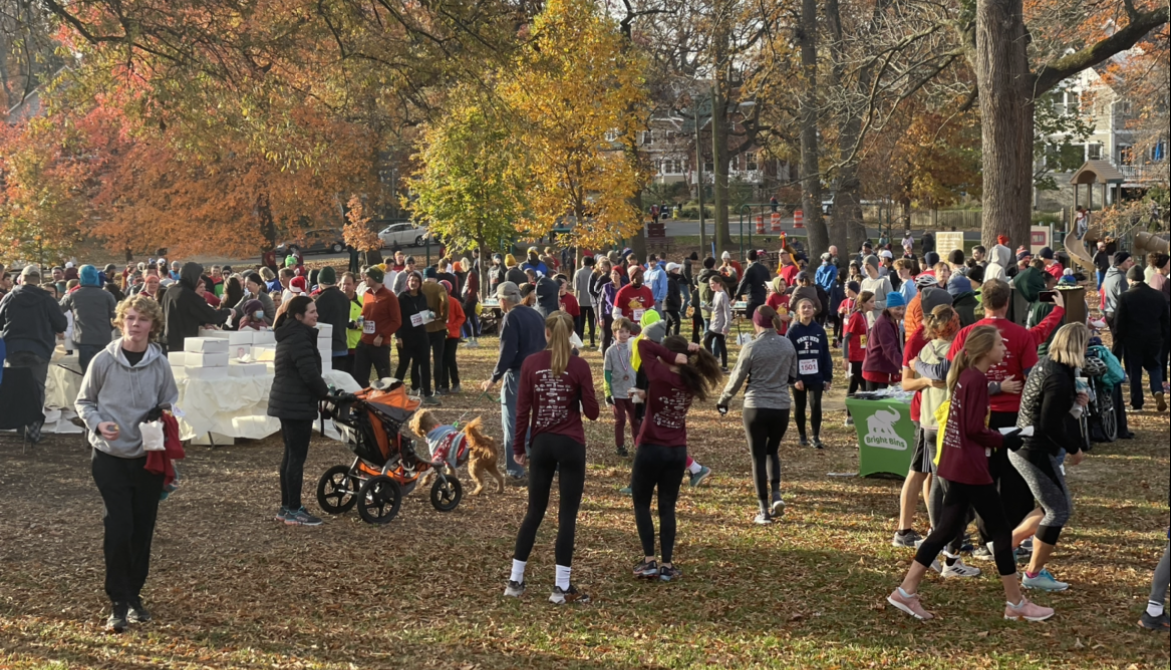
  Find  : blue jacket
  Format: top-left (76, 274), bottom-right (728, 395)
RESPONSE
top-left (522, 260), bottom-right (549, 277)
top-left (645, 266), bottom-right (668, 303)
top-left (815, 263), bottom-right (838, 295)
top-left (491, 305), bottom-right (547, 383)
top-left (787, 320), bottom-right (833, 387)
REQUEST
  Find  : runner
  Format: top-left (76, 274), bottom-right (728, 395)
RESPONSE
top-left (604, 318), bottom-right (639, 457)
top-left (887, 326), bottom-right (1051, 623)
top-left (717, 306), bottom-right (799, 525)
top-left (630, 336), bottom-right (723, 583)
top-left (505, 312), bottom-right (600, 605)
top-left (788, 297), bottom-right (832, 449)
top-left (1009, 323), bottom-right (1090, 592)
top-left (862, 291), bottom-right (906, 391)
top-left (704, 275), bottom-right (732, 372)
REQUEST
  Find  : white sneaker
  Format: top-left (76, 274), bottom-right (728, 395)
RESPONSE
top-left (942, 560), bottom-right (982, 579)
top-left (929, 559), bottom-right (942, 574)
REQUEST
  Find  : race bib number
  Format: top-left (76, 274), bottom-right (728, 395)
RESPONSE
top-left (363, 321), bottom-right (376, 335)
top-left (410, 313), bottom-right (425, 328)
top-left (799, 359), bottom-right (819, 376)
top-left (633, 309), bottom-right (645, 321)
top-left (613, 308), bottom-right (622, 318)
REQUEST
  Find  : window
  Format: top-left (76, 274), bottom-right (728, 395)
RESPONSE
top-left (1063, 91), bottom-right (1080, 115)
top-left (1152, 141), bottom-right (1167, 162)
top-left (1118, 145), bottom-right (1133, 166)
top-left (731, 155), bottom-right (739, 171)
top-left (1087, 143), bottom-right (1103, 160)
top-left (745, 152), bottom-right (758, 172)
top-left (654, 160), bottom-right (663, 175)
top-left (605, 129), bottom-right (619, 142)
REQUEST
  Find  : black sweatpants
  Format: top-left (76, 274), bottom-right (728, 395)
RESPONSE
top-left (428, 331), bottom-right (447, 393)
top-left (601, 314), bottom-right (615, 355)
top-left (631, 444), bottom-right (688, 563)
top-left (513, 434), bottom-right (587, 567)
top-left (743, 408), bottom-right (789, 510)
top-left (916, 479), bottom-right (1017, 578)
top-left (396, 338), bottom-right (432, 396)
top-left (846, 361), bottom-right (863, 419)
top-left (279, 418), bottom-right (313, 510)
top-left (440, 337), bottom-right (461, 390)
top-left (92, 449), bottom-right (164, 605)
top-left (704, 331), bottom-right (728, 368)
top-left (793, 386), bottom-right (823, 440)
top-left (978, 412), bottom-right (1033, 545)
top-left (576, 306), bottom-right (597, 347)
top-left (352, 342), bottom-right (390, 389)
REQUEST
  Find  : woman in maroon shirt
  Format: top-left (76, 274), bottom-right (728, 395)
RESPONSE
top-left (887, 326), bottom-right (1053, 624)
top-left (505, 312), bottom-right (600, 606)
top-left (631, 336), bottom-right (723, 583)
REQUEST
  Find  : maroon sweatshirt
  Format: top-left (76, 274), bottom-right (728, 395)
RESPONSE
top-left (513, 350), bottom-right (599, 457)
top-left (938, 367), bottom-right (1004, 486)
top-left (636, 340), bottom-right (694, 448)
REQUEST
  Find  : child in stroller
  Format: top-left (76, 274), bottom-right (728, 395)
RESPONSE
top-left (317, 381), bottom-right (464, 524)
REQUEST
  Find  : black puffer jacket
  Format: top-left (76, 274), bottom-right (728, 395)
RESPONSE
top-left (1016, 356), bottom-right (1080, 460)
top-left (162, 262), bottom-right (228, 352)
top-left (267, 318), bottom-right (330, 421)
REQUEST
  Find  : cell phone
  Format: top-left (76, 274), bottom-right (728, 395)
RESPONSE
top-left (1039, 291), bottom-right (1056, 304)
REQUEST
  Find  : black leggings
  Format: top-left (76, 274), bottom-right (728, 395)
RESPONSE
top-left (513, 434), bottom-right (587, 567)
top-left (441, 337), bottom-right (460, 390)
top-left (865, 380), bottom-right (888, 392)
top-left (793, 386), bottom-right (823, 440)
top-left (978, 412), bottom-right (1034, 545)
top-left (631, 444), bottom-right (688, 563)
top-left (601, 314), bottom-right (615, 355)
top-left (665, 309), bottom-right (682, 337)
top-left (916, 479), bottom-right (1016, 577)
top-left (847, 361), bottom-right (863, 397)
top-left (743, 408), bottom-right (789, 509)
top-left (704, 332), bottom-right (728, 368)
top-left (395, 338), bottom-right (432, 395)
top-left (279, 418), bottom-right (313, 510)
top-left (577, 306), bottom-right (597, 347)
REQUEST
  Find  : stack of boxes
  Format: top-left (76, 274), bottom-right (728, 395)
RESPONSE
top-left (168, 330), bottom-right (276, 380)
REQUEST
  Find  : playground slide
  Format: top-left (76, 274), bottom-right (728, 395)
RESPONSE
top-left (1064, 230), bottom-right (1096, 273)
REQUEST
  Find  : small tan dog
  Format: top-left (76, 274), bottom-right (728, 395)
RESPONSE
top-left (409, 411), bottom-right (505, 495)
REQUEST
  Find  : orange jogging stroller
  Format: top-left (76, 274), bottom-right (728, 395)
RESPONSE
top-left (317, 382), bottom-right (462, 524)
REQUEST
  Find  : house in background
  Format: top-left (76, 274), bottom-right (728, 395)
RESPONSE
top-left (1036, 64), bottom-right (1168, 211)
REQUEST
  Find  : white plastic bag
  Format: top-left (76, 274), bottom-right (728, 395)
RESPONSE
top-left (140, 420), bottom-right (166, 452)
top-left (570, 332), bottom-right (585, 350)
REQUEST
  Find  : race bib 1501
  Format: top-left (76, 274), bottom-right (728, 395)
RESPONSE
top-left (799, 359), bottom-right (819, 376)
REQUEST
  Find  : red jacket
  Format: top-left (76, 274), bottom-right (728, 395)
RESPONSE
top-left (446, 296), bottom-right (466, 339)
top-left (145, 414), bottom-right (186, 489)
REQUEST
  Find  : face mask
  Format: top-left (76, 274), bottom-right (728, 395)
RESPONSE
top-left (254, 311), bottom-right (265, 320)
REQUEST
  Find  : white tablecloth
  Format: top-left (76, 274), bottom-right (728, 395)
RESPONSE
top-left (45, 356), bottom-right (84, 411)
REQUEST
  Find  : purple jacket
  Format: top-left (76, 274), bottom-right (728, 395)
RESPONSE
top-left (862, 312), bottom-right (904, 377)
top-left (601, 282), bottom-right (620, 318)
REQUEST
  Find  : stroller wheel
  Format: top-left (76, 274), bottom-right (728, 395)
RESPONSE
top-left (430, 476), bottom-right (463, 513)
top-left (358, 475), bottom-right (403, 525)
top-left (317, 465), bottom-right (359, 515)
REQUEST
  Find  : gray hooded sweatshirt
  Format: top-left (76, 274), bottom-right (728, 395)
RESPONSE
top-left (75, 339), bottom-right (179, 459)
top-left (985, 244), bottom-right (1012, 284)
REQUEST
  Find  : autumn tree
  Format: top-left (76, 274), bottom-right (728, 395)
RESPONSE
top-left (497, 0), bottom-right (651, 249)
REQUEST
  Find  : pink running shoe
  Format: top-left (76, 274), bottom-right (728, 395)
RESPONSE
top-left (1004, 598), bottom-right (1055, 622)
top-left (888, 589), bottom-right (934, 621)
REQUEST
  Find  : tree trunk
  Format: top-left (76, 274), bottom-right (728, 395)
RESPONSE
top-left (824, 0), bottom-right (867, 261)
top-left (799, 0), bottom-right (828, 258)
top-left (257, 191), bottom-right (277, 254)
top-left (976, 0), bottom-right (1034, 248)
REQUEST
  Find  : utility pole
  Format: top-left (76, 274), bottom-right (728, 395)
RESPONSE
top-left (695, 99), bottom-right (706, 256)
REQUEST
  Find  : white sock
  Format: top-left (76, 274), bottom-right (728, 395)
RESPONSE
top-left (1148, 601), bottom-right (1165, 618)
top-left (510, 559), bottom-right (527, 584)
top-left (687, 461), bottom-right (703, 475)
top-left (555, 565), bottom-right (572, 591)
top-left (898, 587), bottom-right (915, 599)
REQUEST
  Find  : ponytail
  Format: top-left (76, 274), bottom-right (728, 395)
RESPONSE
top-left (546, 311), bottom-right (574, 377)
top-left (948, 325), bottom-right (1000, 395)
top-left (663, 335), bottom-right (723, 401)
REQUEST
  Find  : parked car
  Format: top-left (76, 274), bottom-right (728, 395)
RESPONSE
top-left (378, 222), bottom-right (430, 249)
top-left (277, 229), bottom-right (346, 256)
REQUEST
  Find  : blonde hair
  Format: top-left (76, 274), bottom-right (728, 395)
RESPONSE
top-left (1048, 323), bottom-right (1088, 369)
top-left (115, 294), bottom-right (165, 341)
top-left (948, 325), bottom-right (1000, 396)
top-left (546, 311), bottom-right (575, 377)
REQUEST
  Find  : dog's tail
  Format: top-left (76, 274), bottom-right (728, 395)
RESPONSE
top-left (464, 417), bottom-right (498, 459)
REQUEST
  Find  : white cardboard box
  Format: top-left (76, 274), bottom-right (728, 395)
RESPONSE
top-left (170, 365), bottom-right (188, 380)
top-left (184, 337), bottom-right (229, 354)
top-left (316, 323), bottom-right (334, 337)
top-left (186, 352), bottom-right (230, 368)
top-left (229, 345), bottom-right (253, 360)
top-left (251, 330), bottom-right (275, 345)
top-left (184, 365), bottom-right (230, 381)
top-left (228, 362), bottom-right (268, 378)
top-left (252, 344), bottom-right (276, 361)
top-left (167, 352), bottom-right (189, 366)
top-left (197, 330), bottom-right (255, 345)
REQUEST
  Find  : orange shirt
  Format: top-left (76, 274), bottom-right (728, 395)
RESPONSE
top-left (446, 296), bottom-right (466, 339)
top-left (360, 286), bottom-right (402, 345)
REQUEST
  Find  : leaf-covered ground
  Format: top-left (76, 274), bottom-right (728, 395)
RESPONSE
top-left (1, 339), bottom-right (1168, 670)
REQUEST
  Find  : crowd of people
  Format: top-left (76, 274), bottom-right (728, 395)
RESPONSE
top-left (0, 230), bottom-right (1168, 633)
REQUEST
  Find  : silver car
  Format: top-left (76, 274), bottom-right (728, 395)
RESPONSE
top-left (378, 222), bottom-right (430, 249)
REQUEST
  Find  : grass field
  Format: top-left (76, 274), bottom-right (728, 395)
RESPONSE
top-left (1, 337), bottom-right (1168, 670)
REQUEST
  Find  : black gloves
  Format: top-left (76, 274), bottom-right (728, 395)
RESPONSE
top-left (605, 396), bottom-right (615, 407)
top-left (1002, 432), bottom-right (1025, 452)
top-left (717, 404), bottom-right (729, 416)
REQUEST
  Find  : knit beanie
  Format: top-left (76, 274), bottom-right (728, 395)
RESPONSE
top-left (79, 265), bottom-right (101, 287)
top-left (319, 267), bottom-right (337, 285)
top-left (885, 291), bottom-right (907, 309)
top-left (364, 266), bottom-right (386, 284)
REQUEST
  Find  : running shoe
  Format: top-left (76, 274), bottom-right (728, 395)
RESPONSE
top-left (689, 466), bottom-right (712, 488)
top-left (284, 508), bottom-right (324, 527)
top-left (891, 530), bottom-right (923, 548)
top-left (450, 385), bottom-right (462, 395)
top-left (720, 367), bottom-right (730, 375)
top-left (106, 603), bottom-right (129, 634)
top-left (659, 565), bottom-right (682, 582)
top-left (615, 445), bottom-right (629, 458)
top-left (929, 558), bottom-right (942, 574)
top-left (1139, 611), bottom-right (1170, 632)
top-left (798, 436), bottom-right (809, 447)
top-left (504, 581), bottom-right (526, 598)
top-left (421, 395), bottom-right (443, 408)
top-left (844, 416), bottom-right (854, 427)
top-left (1004, 598), bottom-right (1055, 622)
top-left (618, 486), bottom-right (633, 496)
top-left (549, 585), bottom-right (590, 605)
top-left (127, 598), bottom-right (152, 624)
top-left (273, 507), bottom-right (290, 523)
top-left (633, 560), bottom-right (659, 579)
top-left (1156, 392), bottom-right (1168, 413)
top-left (887, 589), bottom-right (934, 621)
top-left (972, 544), bottom-right (994, 561)
top-left (754, 512), bottom-right (773, 525)
top-left (941, 560), bottom-right (982, 579)
top-left (1022, 569), bottom-right (1069, 592)
top-left (810, 438), bottom-right (825, 450)
top-left (435, 388), bottom-right (449, 396)
top-left (770, 494), bottom-right (786, 517)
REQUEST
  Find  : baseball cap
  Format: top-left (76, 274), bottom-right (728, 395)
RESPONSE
top-left (496, 281), bottom-right (521, 303)
top-left (20, 265), bottom-right (41, 279)
top-left (666, 263), bottom-right (681, 273)
top-left (880, 250), bottom-right (893, 259)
